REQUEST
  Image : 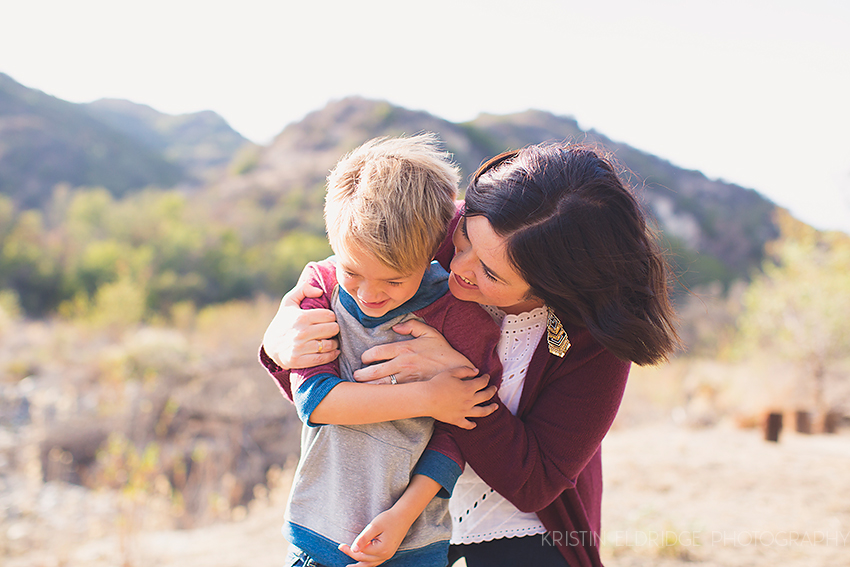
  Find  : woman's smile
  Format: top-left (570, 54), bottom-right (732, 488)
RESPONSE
top-left (452, 272), bottom-right (477, 288)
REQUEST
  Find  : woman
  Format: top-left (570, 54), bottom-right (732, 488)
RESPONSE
top-left (261, 142), bottom-right (680, 567)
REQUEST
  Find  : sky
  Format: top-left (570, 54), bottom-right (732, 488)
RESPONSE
top-left (2, 0), bottom-right (849, 232)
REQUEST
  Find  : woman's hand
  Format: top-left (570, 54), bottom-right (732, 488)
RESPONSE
top-left (352, 320), bottom-right (475, 383)
top-left (262, 277), bottom-right (340, 370)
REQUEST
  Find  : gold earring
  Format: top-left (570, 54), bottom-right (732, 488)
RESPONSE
top-left (547, 307), bottom-right (570, 357)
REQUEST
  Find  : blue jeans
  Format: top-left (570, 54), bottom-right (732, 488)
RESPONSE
top-left (285, 545), bottom-right (331, 567)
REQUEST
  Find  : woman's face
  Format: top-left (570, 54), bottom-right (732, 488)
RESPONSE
top-left (448, 215), bottom-right (544, 315)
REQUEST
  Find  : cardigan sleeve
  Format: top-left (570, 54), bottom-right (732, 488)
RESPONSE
top-left (415, 293), bottom-right (503, 477)
top-left (286, 261), bottom-right (349, 425)
top-left (449, 325), bottom-right (630, 513)
top-left (258, 260), bottom-right (342, 408)
top-left (259, 346), bottom-right (294, 401)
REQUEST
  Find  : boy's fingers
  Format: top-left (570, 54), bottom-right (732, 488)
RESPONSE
top-left (472, 385), bottom-right (497, 404)
top-left (467, 373), bottom-right (490, 388)
top-left (351, 524), bottom-right (381, 553)
top-left (453, 366), bottom-right (480, 379)
top-left (471, 403), bottom-right (499, 418)
top-left (339, 544), bottom-right (383, 567)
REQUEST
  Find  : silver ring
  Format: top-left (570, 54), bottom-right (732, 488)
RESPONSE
top-left (390, 374), bottom-right (398, 385)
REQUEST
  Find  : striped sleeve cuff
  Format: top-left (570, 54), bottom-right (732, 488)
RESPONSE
top-left (293, 373), bottom-right (344, 427)
top-left (413, 448), bottom-right (463, 498)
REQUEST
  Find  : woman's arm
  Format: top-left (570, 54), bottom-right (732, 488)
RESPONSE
top-left (261, 271), bottom-right (341, 371)
top-left (341, 319), bottom-right (630, 514)
top-left (351, 319), bottom-right (479, 384)
top-left (262, 261), bottom-right (498, 428)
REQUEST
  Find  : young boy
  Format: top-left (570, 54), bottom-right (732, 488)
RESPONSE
top-left (261, 135), bottom-right (501, 567)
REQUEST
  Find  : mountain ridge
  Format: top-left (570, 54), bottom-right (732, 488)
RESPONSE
top-left (0, 75), bottom-right (783, 290)
top-left (0, 73), bottom-right (186, 207)
top-left (0, 73), bottom-right (251, 207)
top-left (223, 96), bottom-right (779, 287)
top-left (84, 98), bottom-right (252, 182)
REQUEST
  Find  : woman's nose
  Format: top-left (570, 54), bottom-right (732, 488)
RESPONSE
top-left (450, 246), bottom-right (472, 274)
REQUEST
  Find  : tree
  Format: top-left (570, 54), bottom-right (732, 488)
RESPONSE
top-left (737, 211), bottom-right (850, 412)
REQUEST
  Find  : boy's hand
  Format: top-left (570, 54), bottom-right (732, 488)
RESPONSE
top-left (262, 277), bottom-right (340, 369)
top-left (424, 367), bottom-right (498, 429)
top-left (338, 509), bottom-right (407, 567)
top-left (353, 320), bottom-right (474, 383)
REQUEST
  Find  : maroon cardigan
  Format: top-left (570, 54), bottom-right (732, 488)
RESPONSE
top-left (261, 210), bottom-right (630, 567)
top-left (431, 211), bottom-right (631, 567)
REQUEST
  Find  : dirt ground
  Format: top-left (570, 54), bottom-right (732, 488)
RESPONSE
top-left (4, 420), bottom-right (848, 567)
top-left (598, 423), bottom-right (850, 566)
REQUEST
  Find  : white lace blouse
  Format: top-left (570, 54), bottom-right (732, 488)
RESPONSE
top-left (449, 304), bottom-right (548, 544)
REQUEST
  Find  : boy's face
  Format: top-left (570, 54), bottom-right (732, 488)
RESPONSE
top-left (335, 246), bottom-right (429, 318)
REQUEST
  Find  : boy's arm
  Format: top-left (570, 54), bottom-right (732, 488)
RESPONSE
top-left (339, 475), bottom-right (441, 567)
top-left (337, 396), bottom-right (467, 566)
top-left (308, 366), bottom-right (492, 427)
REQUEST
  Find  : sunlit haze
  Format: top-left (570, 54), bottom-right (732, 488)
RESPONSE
top-left (2, 0), bottom-right (848, 232)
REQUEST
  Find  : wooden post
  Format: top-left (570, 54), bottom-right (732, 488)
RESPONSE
top-left (795, 411), bottom-right (812, 434)
top-left (765, 412), bottom-right (782, 442)
top-left (822, 411), bottom-right (840, 434)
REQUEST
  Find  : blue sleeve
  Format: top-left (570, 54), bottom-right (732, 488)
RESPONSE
top-left (413, 448), bottom-right (463, 499)
top-left (293, 372), bottom-right (345, 427)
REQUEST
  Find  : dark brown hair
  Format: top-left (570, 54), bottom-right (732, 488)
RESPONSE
top-left (464, 142), bottom-right (680, 365)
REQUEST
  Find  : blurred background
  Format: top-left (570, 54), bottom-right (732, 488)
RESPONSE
top-left (1, 1), bottom-right (848, 566)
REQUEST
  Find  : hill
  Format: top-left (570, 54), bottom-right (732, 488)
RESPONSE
top-left (0, 73), bottom-right (184, 207)
top-left (467, 110), bottom-right (779, 281)
top-left (0, 73), bottom-right (782, 288)
top-left (0, 74), bottom-right (251, 209)
top-left (84, 98), bottom-right (252, 182)
top-left (223, 96), bottom-right (780, 288)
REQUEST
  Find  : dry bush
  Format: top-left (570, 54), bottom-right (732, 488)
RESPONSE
top-left (1, 294), bottom-right (300, 563)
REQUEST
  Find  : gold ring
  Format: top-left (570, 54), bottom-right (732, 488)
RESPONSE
top-left (317, 340), bottom-right (323, 354)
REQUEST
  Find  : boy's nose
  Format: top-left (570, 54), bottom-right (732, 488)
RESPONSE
top-left (357, 283), bottom-right (383, 302)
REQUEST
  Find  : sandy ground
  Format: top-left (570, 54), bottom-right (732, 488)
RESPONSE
top-left (5, 421), bottom-right (848, 567)
top-left (598, 424), bottom-right (850, 566)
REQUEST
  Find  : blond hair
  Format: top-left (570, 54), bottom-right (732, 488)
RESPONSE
top-left (324, 134), bottom-right (459, 274)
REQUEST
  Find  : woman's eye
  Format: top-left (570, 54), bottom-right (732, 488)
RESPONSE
top-left (388, 281), bottom-right (403, 287)
top-left (483, 270), bottom-right (498, 282)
